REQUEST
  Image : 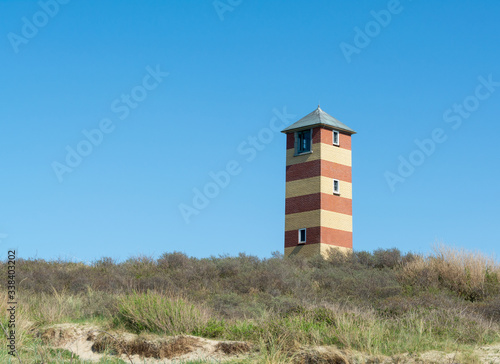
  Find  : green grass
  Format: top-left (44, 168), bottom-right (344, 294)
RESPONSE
top-left (115, 290), bottom-right (205, 335)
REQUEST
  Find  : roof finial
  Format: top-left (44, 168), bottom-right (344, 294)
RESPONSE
top-left (318, 100), bottom-right (321, 109)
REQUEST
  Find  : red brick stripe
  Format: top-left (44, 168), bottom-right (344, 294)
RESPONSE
top-left (285, 194), bottom-right (320, 215)
top-left (286, 160), bottom-right (352, 183)
top-left (286, 127), bottom-right (351, 150)
top-left (339, 133), bottom-right (351, 150)
top-left (312, 127), bottom-right (322, 144)
top-left (285, 194), bottom-right (352, 215)
top-left (285, 227), bottom-right (321, 247)
top-left (318, 128), bottom-right (351, 150)
top-left (286, 160), bottom-right (321, 181)
top-left (285, 227), bottom-right (352, 248)
top-left (286, 133), bottom-right (295, 149)
top-left (320, 160), bottom-right (352, 182)
top-left (321, 227), bottom-right (353, 248)
top-left (321, 194), bottom-right (352, 215)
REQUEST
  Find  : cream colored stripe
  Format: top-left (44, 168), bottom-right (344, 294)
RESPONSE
top-left (322, 210), bottom-right (353, 232)
top-left (286, 143), bottom-right (352, 167)
top-left (285, 210), bottom-right (321, 231)
top-left (285, 244), bottom-right (320, 258)
top-left (285, 147), bottom-right (318, 166)
top-left (320, 245), bottom-right (352, 256)
top-left (285, 210), bottom-right (353, 232)
top-left (286, 177), bottom-right (320, 198)
top-left (286, 177), bottom-right (352, 199)
top-left (285, 245), bottom-right (352, 258)
top-left (320, 144), bottom-right (352, 167)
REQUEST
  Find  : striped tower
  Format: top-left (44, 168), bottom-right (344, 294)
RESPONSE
top-left (281, 106), bottom-right (356, 258)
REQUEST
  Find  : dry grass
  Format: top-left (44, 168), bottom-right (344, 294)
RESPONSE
top-left (92, 333), bottom-right (204, 359)
top-left (215, 341), bottom-right (252, 354)
top-left (398, 244), bottom-right (500, 301)
top-left (294, 346), bottom-right (350, 364)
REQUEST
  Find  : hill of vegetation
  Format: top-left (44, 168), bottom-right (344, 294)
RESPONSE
top-left (1, 244), bottom-right (499, 363)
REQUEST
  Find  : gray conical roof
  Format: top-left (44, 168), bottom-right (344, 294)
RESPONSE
top-left (281, 106), bottom-right (356, 134)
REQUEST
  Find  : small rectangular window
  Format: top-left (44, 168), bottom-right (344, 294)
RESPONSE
top-left (333, 179), bottom-right (340, 194)
top-left (296, 130), bottom-right (311, 154)
top-left (298, 228), bottom-right (306, 244)
top-left (333, 130), bottom-right (339, 146)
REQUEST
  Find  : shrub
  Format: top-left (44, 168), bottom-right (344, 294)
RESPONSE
top-left (354, 251), bottom-right (375, 267)
top-left (373, 248), bottom-right (401, 269)
top-left (157, 251), bottom-right (191, 270)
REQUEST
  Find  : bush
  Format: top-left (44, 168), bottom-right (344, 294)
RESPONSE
top-left (373, 248), bottom-right (402, 269)
top-left (157, 251), bottom-right (191, 270)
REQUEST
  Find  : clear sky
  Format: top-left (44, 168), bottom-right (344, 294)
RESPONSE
top-left (1, 0), bottom-right (499, 263)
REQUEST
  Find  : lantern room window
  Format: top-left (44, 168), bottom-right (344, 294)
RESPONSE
top-left (296, 129), bottom-right (312, 155)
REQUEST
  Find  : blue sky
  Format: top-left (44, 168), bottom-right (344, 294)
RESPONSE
top-left (1, 0), bottom-right (499, 263)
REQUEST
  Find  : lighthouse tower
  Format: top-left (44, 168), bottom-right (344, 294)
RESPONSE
top-left (281, 106), bottom-right (356, 257)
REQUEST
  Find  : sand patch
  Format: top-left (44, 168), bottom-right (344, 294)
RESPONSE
top-left (37, 323), bottom-right (252, 363)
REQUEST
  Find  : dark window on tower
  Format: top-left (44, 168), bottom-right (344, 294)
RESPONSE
top-left (299, 228), bottom-right (306, 244)
top-left (333, 179), bottom-right (340, 194)
top-left (333, 130), bottom-right (340, 146)
top-left (296, 130), bottom-right (311, 154)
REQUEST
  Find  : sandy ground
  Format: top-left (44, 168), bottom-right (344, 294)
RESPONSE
top-left (38, 323), bottom-right (251, 363)
top-left (38, 323), bottom-right (500, 363)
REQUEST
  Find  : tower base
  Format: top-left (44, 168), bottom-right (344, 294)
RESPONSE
top-left (285, 244), bottom-right (352, 258)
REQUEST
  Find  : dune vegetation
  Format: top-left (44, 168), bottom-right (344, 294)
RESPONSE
top-left (0, 244), bottom-right (499, 363)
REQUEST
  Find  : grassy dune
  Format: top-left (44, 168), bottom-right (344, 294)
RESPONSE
top-left (0, 244), bottom-right (499, 363)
